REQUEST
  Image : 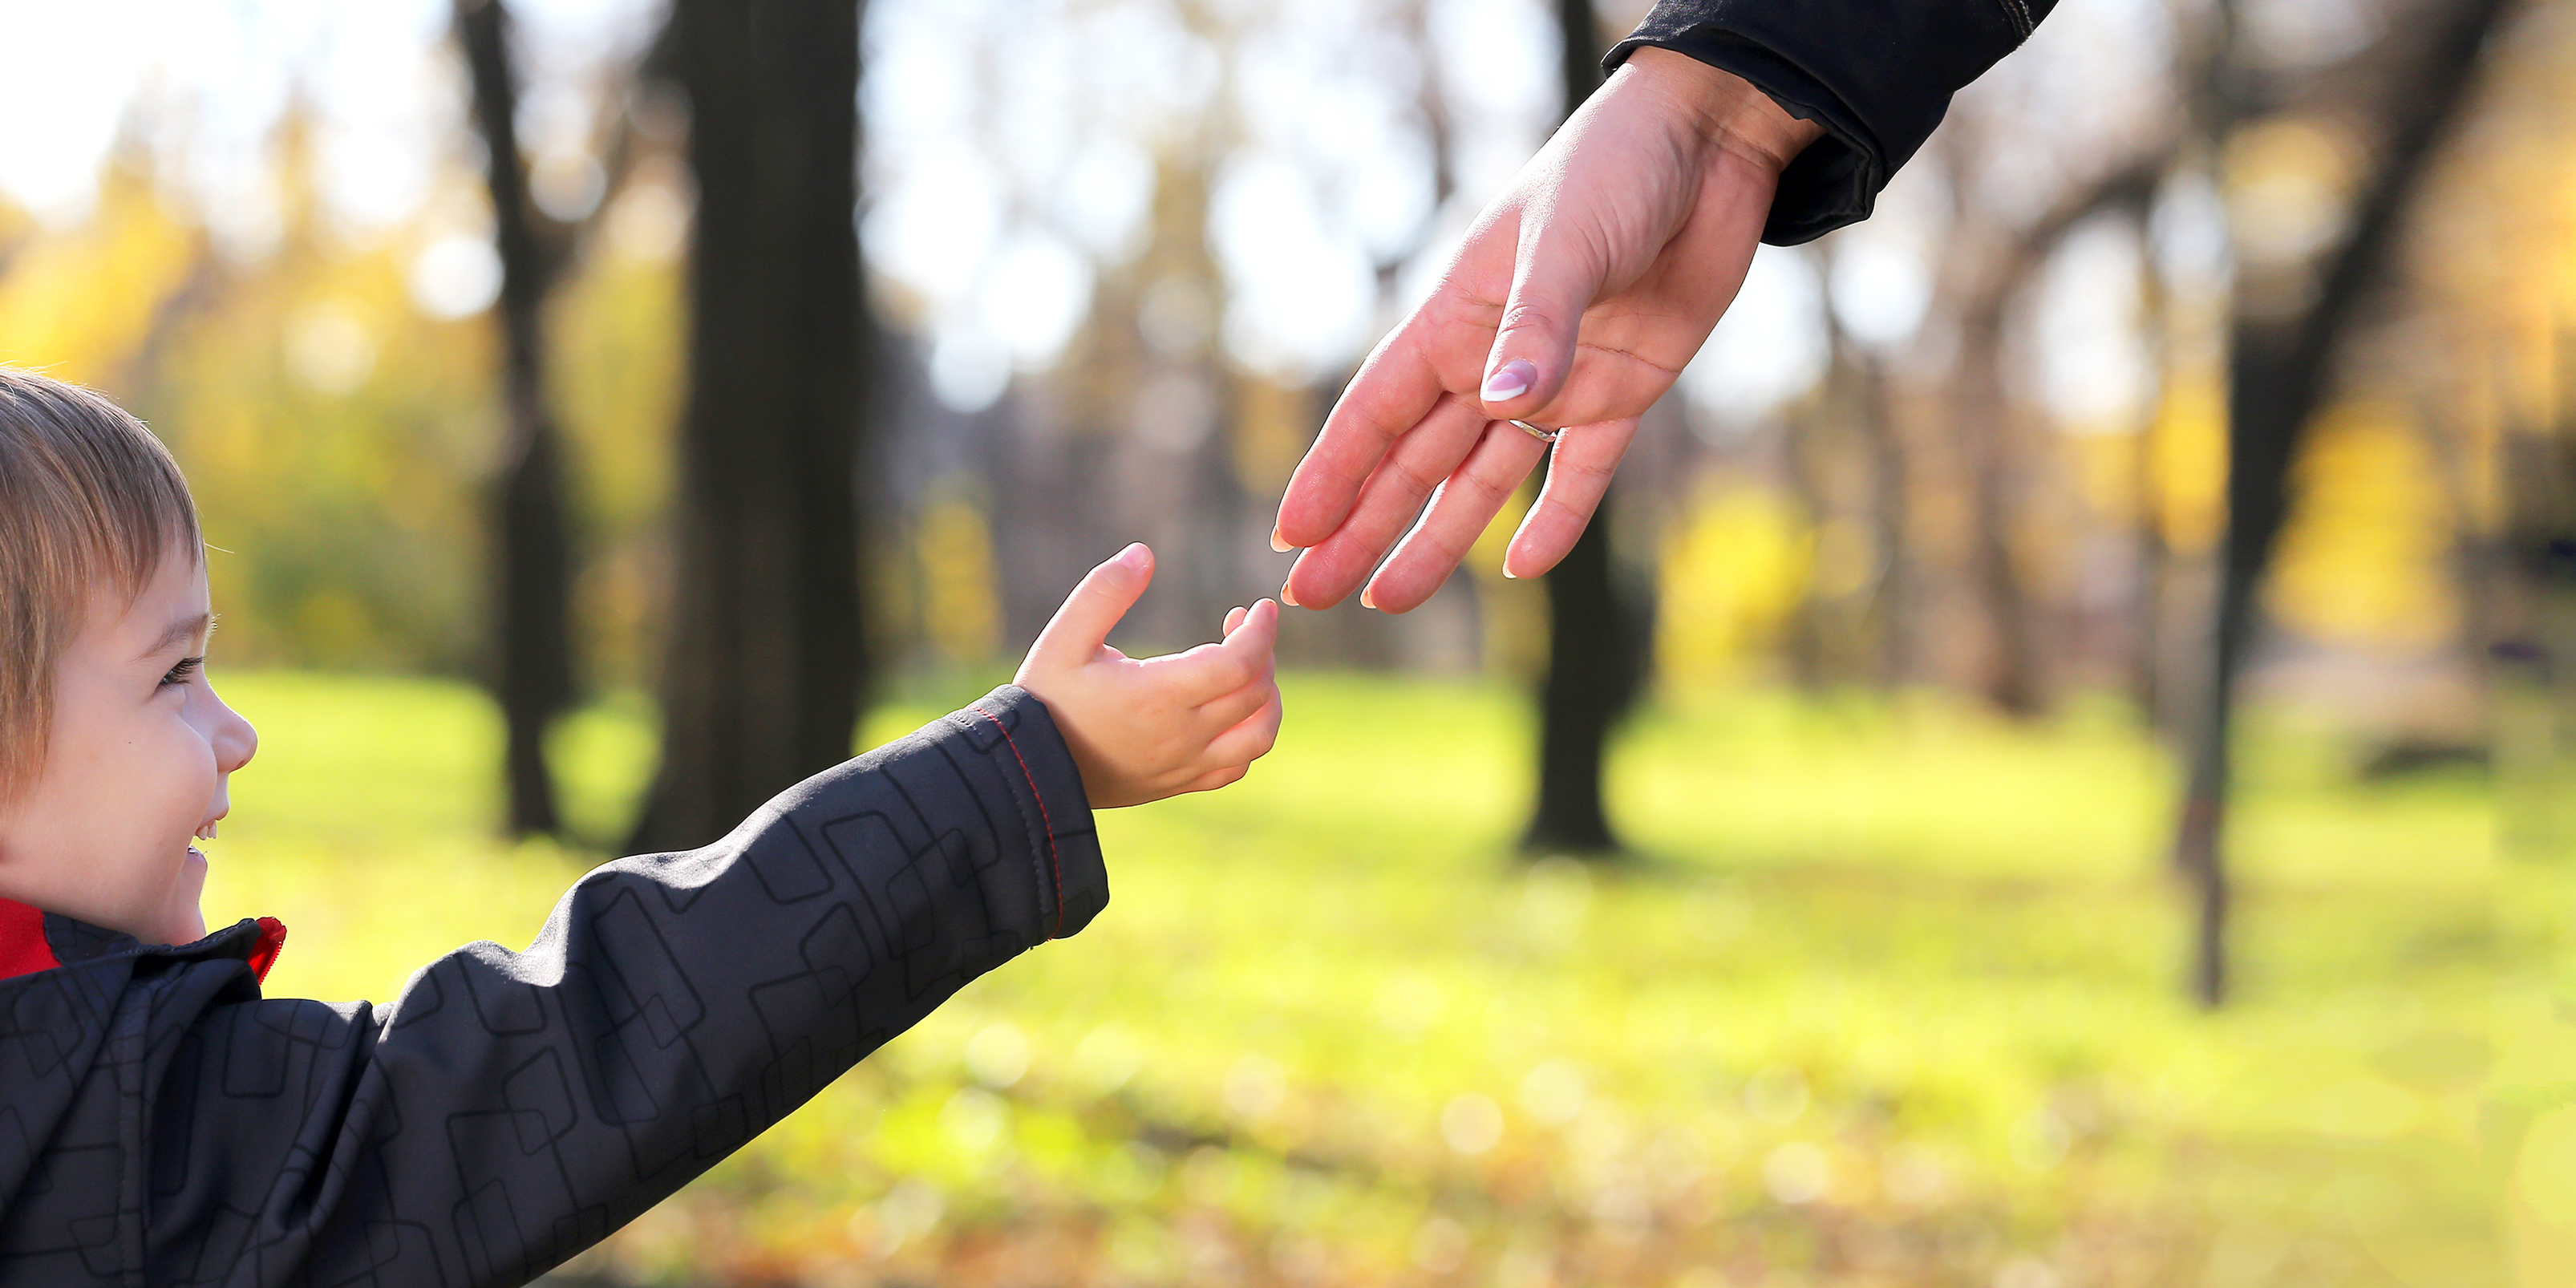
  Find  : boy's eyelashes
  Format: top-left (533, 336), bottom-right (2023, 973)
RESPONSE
top-left (159, 656), bottom-right (204, 688)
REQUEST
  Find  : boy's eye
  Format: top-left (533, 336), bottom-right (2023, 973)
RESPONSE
top-left (160, 657), bottom-right (204, 689)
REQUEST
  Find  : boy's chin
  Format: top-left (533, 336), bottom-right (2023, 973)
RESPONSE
top-left (160, 848), bottom-right (211, 945)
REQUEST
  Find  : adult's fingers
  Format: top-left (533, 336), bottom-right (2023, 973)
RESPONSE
top-left (1275, 324), bottom-right (1452, 549)
top-left (1024, 543), bottom-right (1152, 671)
top-left (1501, 417), bottom-right (1641, 579)
top-left (1363, 422), bottom-right (1553, 613)
top-left (1282, 394), bottom-right (1489, 609)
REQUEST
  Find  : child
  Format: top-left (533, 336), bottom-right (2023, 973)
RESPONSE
top-left (0, 367), bottom-right (1282, 1286)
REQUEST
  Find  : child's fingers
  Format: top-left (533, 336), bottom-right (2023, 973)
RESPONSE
top-left (1194, 671), bottom-right (1274, 732)
top-left (1224, 605), bottom-right (1250, 637)
top-left (1180, 763), bottom-right (1250, 795)
top-left (1221, 599), bottom-right (1279, 666)
top-left (1025, 543), bottom-right (1152, 671)
top-left (1166, 599), bottom-right (1278, 703)
top-left (1203, 687), bottom-right (1284, 768)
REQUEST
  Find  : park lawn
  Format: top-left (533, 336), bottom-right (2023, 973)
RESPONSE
top-left (197, 670), bottom-right (2531, 1288)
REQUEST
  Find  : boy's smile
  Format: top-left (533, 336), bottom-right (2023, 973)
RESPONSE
top-left (0, 540), bottom-right (256, 946)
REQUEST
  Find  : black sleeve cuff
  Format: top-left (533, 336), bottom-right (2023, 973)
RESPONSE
top-left (941, 685), bottom-right (1108, 939)
top-left (1606, 26), bottom-right (1880, 245)
top-left (1607, 0), bottom-right (2047, 245)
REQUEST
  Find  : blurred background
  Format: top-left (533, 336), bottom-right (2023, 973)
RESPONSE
top-left (3, 0), bottom-right (2574, 1282)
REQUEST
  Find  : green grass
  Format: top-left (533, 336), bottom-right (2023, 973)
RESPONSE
top-left (196, 670), bottom-right (2562, 1287)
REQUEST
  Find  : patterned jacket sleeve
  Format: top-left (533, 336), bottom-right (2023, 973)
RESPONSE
top-left (1609, 0), bottom-right (2060, 244)
top-left (131, 684), bottom-right (1103, 1288)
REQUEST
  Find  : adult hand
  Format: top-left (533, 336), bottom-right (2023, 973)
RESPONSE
top-left (1015, 544), bottom-right (1283, 808)
top-left (1272, 48), bottom-right (1823, 612)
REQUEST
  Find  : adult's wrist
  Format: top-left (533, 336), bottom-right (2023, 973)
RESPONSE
top-left (1620, 46), bottom-right (1824, 177)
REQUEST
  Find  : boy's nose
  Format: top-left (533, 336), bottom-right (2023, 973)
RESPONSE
top-left (211, 695), bottom-right (257, 774)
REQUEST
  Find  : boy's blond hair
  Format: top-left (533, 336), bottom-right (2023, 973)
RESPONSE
top-left (0, 368), bottom-right (202, 804)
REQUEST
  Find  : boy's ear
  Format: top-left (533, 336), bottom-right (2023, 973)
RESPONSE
top-left (1026, 544), bottom-right (1153, 669)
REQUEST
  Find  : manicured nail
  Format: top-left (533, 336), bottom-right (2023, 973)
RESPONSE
top-left (1280, 585), bottom-right (1301, 608)
top-left (1270, 526), bottom-right (1291, 553)
top-left (1360, 588), bottom-right (1377, 610)
top-left (1481, 358), bottom-right (1537, 403)
top-left (1502, 566), bottom-right (1517, 580)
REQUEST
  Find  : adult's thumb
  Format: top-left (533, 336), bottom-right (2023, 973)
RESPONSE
top-left (1029, 542), bottom-right (1152, 668)
top-left (1478, 217), bottom-right (1609, 416)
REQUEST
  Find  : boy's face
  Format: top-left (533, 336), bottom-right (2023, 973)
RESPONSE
top-left (0, 541), bottom-right (256, 946)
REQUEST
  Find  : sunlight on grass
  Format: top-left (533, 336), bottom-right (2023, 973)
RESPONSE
top-left (194, 670), bottom-right (2550, 1286)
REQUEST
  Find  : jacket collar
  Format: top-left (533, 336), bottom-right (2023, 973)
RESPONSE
top-left (0, 896), bottom-right (285, 984)
top-left (0, 897), bottom-right (59, 978)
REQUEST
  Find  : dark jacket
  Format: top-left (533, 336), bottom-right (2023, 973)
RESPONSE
top-left (1614, 0), bottom-right (2062, 244)
top-left (0, 685), bottom-right (1104, 1288)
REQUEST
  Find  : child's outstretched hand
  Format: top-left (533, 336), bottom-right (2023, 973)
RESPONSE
top-left (1015, 543), bottom-right (1283, 808)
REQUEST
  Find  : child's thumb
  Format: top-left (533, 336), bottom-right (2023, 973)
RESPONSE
top-left (1028, 543), bottom-right (1152, 668)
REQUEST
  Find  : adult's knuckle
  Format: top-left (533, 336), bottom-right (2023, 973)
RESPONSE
top-left (1456, 467), bottom-right (1513, 505)
top-left (1557, 453), bottom-right (1616, 487)
top-left (1497, 300), bottom-right (1565, 334)
top-left (1390, 455), bottom-right (1448, 500)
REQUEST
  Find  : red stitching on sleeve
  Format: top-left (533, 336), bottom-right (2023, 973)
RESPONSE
top-left (971, 703), bottom-right (1066, 938)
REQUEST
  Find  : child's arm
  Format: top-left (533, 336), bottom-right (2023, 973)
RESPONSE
top-left (36, 548), bottom-right (1274, 1286)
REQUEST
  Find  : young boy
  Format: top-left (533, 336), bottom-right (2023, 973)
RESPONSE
top-left (0, 367), bottom-right (1282, 1286)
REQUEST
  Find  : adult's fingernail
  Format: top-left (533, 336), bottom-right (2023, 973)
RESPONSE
top-left (1270, 526), bottom-right (1291, 553)
top-left (1359, 588), bottom-right (1377, 610)
top-left (1501, 566), bottom-right (1518, 580)
top-left (1481, 358), bottom-right (1537, 402)
top-left (1280, 585), bottom-right (1301, 608)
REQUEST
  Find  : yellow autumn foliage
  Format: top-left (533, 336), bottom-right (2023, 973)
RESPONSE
top-left (2267, 399), bottom-right (2457, 653)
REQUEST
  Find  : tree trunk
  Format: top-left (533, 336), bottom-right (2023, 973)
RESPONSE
top-left (1778, 404), bottom-right (1835, 693)
top-left (2127, 245), bottom-right (2172, 731)
top-left (1944, 159), bottom-right (2165, 719)
top-left (456, 0), bottom-right (576, 838)
top-left (631, 0), bottom-right (872, 853)
top-left (2171, 0), bottom-right (2514, 1006)
top-left (2493, 397), bottom-right (2576, 858)
top-left (1955, 301), bottom-right (2046, 716)
top-left (2128, 415), bottom-right (2170, 727)
top-left (1528, 511), bottom-right (1649, 853)
top-left (1853, 350), bottom-right (1914, 688)
top-left (1525, 0), bottom-right (1648, 857)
